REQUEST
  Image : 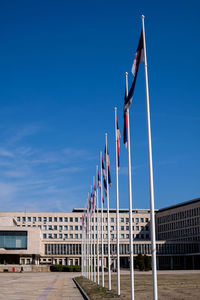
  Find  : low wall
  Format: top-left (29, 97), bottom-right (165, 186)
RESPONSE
top-left (0, 264), bottom-right (50, 273)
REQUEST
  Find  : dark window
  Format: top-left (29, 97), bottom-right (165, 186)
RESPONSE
top-left (0, 231), bottom-right (27, 249)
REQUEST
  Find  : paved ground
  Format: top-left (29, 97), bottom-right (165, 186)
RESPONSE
top-left (0, 272), bottom-right (83, 300)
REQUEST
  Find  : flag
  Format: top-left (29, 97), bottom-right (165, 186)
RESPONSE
top-left (116, 114), bottom-right (121, 168)
top-left (123, 30), bottom-right (144, 113)
top-left (101, 156), bottom-right (107, 196)
top-left (102, 196), bottom-right (104, 204)
top-left (88, 194), bottom-right (91, 213)
top-left (97, 167), bottom-right (101, 188)
top-left (104, 146), bottom-right (111, 186)
top-left (92, 180), bottom-right (96, 210)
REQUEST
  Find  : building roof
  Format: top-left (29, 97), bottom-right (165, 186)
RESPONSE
top-left (72, 208), bottom-right (151, 213)
top-left (157, 197), bottom-right (200, 213)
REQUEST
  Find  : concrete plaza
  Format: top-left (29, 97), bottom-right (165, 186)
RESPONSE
top-left (0, 272), bottom-right (83, 300)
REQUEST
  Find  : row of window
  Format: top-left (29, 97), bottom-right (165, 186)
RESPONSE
top-left (16, 216), bottom-right (149, 224)
top-left (43, 233), bottom-right (81, 239)
top-left (157, 207), bottom-right (200, 224)
top-left (158, 217), bottom-right (200, 232)
top-left (17, 216), bottom-right (80, 223)
top-left (158, 226), bottom-right (200, 240)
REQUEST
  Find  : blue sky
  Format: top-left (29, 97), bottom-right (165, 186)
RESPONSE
top-left (0, 0), bottom-right (199, 212)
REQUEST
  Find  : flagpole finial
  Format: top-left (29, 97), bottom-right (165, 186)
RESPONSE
top-left (141, 14), bottom-right (145, 19)
top-left (105, 132), bottom-right (107, 137)
top-left (115, 107), bottom-right (117, 111)
top-left (125, 72), bottom-right (128, 76)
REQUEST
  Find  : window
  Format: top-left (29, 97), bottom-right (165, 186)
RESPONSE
top-left (126, 234), bottom-right (129, 238)
top-left (49, 217), bottom-right (52, 222)
top-left (54, 225), bottom-right (57, 230)
top-left (48, 234), bottom-right (52, 239)
top-left (141, 218), bottom-right (144, 222)
top-left (64, 217), bottom-right (68, 222)
top-left (54, 234), bottom-right (57, 238)
top-left (28, 217), bottom-right (31, 222)
top-left (70, 225), bottom-right (73, 230)
top-left (121, 226), bottom-right (124, 231)
top-left (145, 218), bottom-right (149, 222)
top-left (111, 226), bottom-right (114, 231)
top-left (80, 226), bottom-right (82, 230)
top-left (111, 218), bottom-right (114, 222)
top-left (59, 217), bottom-right (63, 222)
top-left (43, 225), bottom-right (47, 230)
top-left (54, 217), bottom-right (57, 222)
top-left (136, 218), bottom-right (139, 223)
top-left (64, 234), bottom-right (68, 239)
top-left (111, 234), bottom-right (114, 239)
top-left (75, 234), bottom-right (78, 239)
top-left (59, 234), bottom-right (62, 239)
top-left (121, 234), bottom-right (124, 239)
top-left (136, 226), bottom-right (139, 231)
top-left (33, 217), bottom-right (36, 222)
top-left (121, 218), bottom-right (124, 223)
top-left (22, 217), bottom-right (26, 222)
top-left (49, 225), bottom-right (52, 230)
top-left (126, 218), bottom-right (129, 223)
top-left (59, 226), bottom-right (63, 230)
top-left (80, 234), bottom-right (82, 238)
top-left (70, 234), bottom-right (73, 239)
top-left (43, 217), bottom-right (47, 222)
top-left (70, 217), bottom-right (73, 222)
top-left (38, 217), bottom-right (42, 222)
top-left (75, 226), bottom-right (78, 231)
top-left (17, 217), bottom-right (20, 222)
top-left (132, 226), bottom-right (134, 230)
top-left (75, 217), bottom-right (78, 222)
top-left (0, 231), bottom-right (27, 249)
top-left (64, 226), bottom-right (68, 230)
top-left (43, 234), bottom-right (47, 239)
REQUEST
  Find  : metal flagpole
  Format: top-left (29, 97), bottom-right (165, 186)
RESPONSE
top-left (141, 15), bottom-right (158, 300)
top-left (93, 177), bottom-right (96, 283)
top-left (90, 186), bottom-right (94, 282)
top-left (82, 227), bottom-right (83, 276)
top-left (100, 151), bottom-right (104, 288)
top-left (96, 166), bottom-right (100, 285)
top-left (105, 133), bottom-right (111, 291)
top-left (88, 194), bottom-right (91, 281)
top-left (114, 107), bottom-right (120, 296)
top-left (125, 72), bottom-right (135, 300)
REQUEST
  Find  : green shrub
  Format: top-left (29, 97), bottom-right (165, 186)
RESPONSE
top-left (50, 264), bottom-right (81, 272)
top-left (134, 254), bottom-right (151, 271)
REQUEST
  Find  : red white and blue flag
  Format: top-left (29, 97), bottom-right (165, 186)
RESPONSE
top-left (123, 30), bottom-right (144, 147)
top-left (97, 167), bottom-right (101, 188)
top-left (123, 30), bottom-right (144, 113)
top-left (101, 156), bottom-right (107, 196)
top-left (116, 114), bottom-right (121, 168)
top-left (92, 180), bottom-right (96, 210)
top-left (104, 146), bottom-right (111, 186)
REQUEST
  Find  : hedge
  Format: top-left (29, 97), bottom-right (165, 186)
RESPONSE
top-left (50, 265), bottom-right (81, 272)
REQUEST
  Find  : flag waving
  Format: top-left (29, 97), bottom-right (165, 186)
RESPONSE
top-left (101, 156), bottom-right (107, 196)
top-left (97, 167), bottom-right (101, 188)
top-left (104, 146), bottom-right (111, 186)
top-left (123, 30), bottom-right (144, 113)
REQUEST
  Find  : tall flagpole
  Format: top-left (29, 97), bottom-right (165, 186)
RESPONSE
top-left (96, 166), bottom-right (100, 285)
top-left (100, 151), bottom-right (104, 288)
top-left (105, 133), bottom-right (111, 291)
top-left (141, 15), bottom-right (158, 300)
top-left (114, 107), bottom-right (120, 296)
top-left (126, 72), bottom-right (134, 300)
top-left (93, 177), bottom-right (96, 283)
top-left (90, 186), bottom-right (94, 282)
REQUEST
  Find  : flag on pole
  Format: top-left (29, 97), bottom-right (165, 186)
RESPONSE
top-left (101, 156), bottom-right (107, 196)
top-left (116, 114), bottom-right (121, 168)
top-left (123, 30), bottom-right (144, 113)
top-left (93, 180), bottom-right (96, 210)
top-left (104, 146), bottom-right (111, 186)
top-left (97, 167), bottom-right (101, 188)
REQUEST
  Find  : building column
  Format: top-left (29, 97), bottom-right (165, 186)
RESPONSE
top-left (170, 256), bottom-right (173, 270)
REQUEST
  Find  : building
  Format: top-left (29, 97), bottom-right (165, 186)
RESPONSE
top-left (155, 198), bottom-right (200, 269)
top-left (0, 198), bottom-right (200, 269)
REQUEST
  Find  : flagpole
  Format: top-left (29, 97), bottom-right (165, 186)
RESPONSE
top-left (88, 193), bottom-right (91, 281)
top-left (96, 166), bottom-right (100, 285)
top-left (105, 133), bottom-right (111, 291)
top-left (90, 186), bottom-right (94, 282)
top-left (114, 107), bottom-right (120, 296)
top-left (141, 15), bottom-right (158, 300)
top-left (126, 72), bottom-right (135, 300)
top-left (93, 177), bottom-right (96, 283)
top-left (100, 151), bottom-right (105, 288)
